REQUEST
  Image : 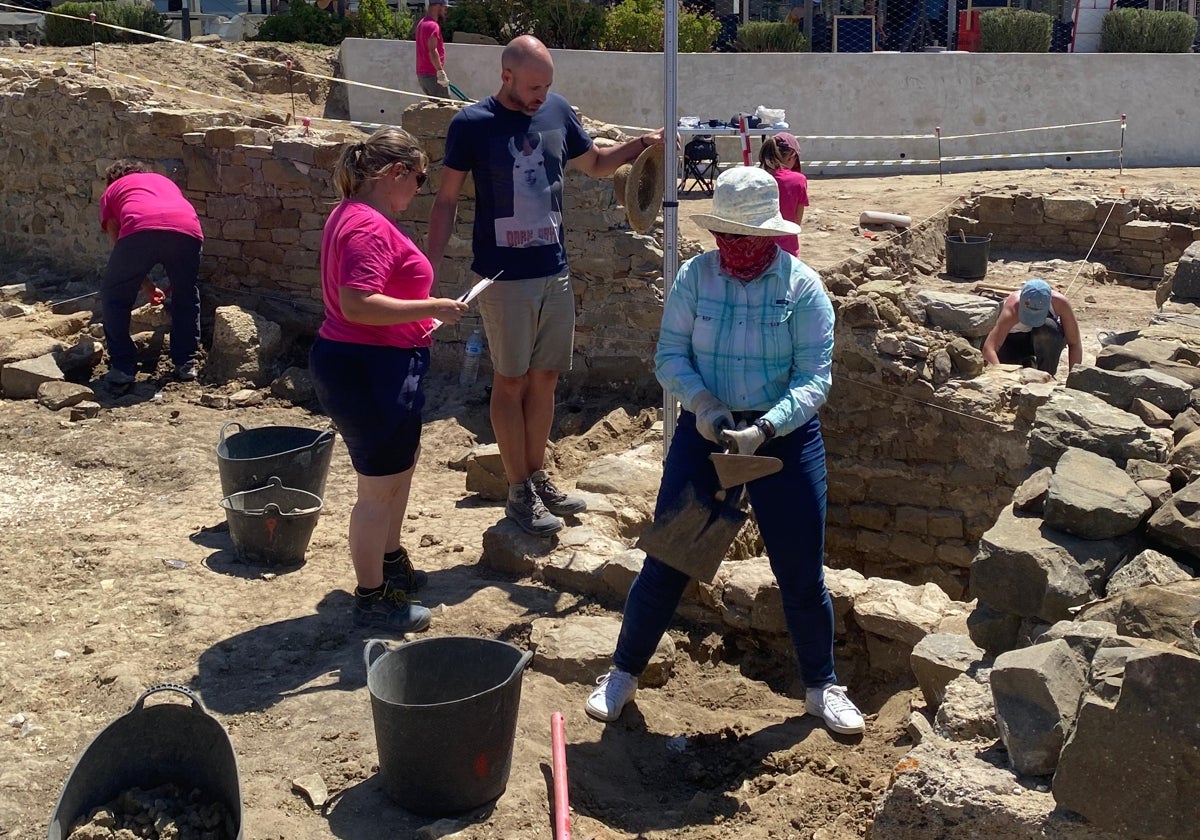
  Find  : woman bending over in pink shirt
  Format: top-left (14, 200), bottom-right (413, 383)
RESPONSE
top-left (309, 127), bottom-right (468, 633)
top-left (98, 161), bottom-right (204, 386)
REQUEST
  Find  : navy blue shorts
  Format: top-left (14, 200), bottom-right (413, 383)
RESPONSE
top-left (309, 337), bottom-right (430, 477)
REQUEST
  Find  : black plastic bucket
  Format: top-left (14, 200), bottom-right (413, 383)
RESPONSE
top-left (215, 421), bottom-right (335, 499)
top-left (220, 476), bottom-right (322, 566)
top-left (48, 685), bottom-right (242, 840)
top-left (945, 233), bottom-right (992, 279)
top-left (364, 637), bottom-right (534, 816)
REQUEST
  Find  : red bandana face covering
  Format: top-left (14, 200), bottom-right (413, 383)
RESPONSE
top-left (713, 232), bottom-right (778, 280)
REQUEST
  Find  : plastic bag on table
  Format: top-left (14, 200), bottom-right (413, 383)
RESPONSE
top-left (754, 106), bottom-right (787, 127)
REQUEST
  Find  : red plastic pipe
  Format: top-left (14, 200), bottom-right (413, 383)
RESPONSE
top-left (551, 712), bottom-right (571, 840)
top-left (738, 114), bottom-right (752, 166)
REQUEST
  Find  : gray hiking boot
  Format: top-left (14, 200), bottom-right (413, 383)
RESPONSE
top-left (383, 545), bottom-right (427, 593)
top-left (505, 478), bottom-right (563, 536)
top-left (353, 582), bottom-right (432, 633)
top-left (531, 469), bottom-right (587, 516)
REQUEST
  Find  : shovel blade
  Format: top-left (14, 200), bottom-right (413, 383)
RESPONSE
top-left (710, 452), bottom-right (782, 490)
top-left (635, 483), bottom-right (747, 583)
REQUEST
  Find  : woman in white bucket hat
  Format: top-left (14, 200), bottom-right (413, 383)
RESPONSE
top-left (587, 166), bottom-right (865, 736)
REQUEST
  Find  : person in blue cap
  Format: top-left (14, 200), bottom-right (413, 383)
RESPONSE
top-left (982, 278), bottom-right (1081, 375)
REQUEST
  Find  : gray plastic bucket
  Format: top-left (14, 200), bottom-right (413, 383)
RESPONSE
top-left (215, 421), bottom-right (335, 499)
top-left (220, 476), bottom-right (322, 566)
top-left (48, 685), bottom-right (242, 840)
top-left (364, 637), bottom-right (533, 816)
top-left (945, 233), bottom-right (992, 279)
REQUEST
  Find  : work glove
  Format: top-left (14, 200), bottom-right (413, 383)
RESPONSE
top-left (721, 424), bottom-right (766, 456)
top-left (436, 69), bottom-right (449, 88)
top-left (692, 390), bottom-right (733, 445)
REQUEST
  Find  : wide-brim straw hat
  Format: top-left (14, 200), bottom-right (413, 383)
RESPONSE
top-left (691, 166), bottom-right (801, 237)
top-left (612, 143), bottom-right (663, 233)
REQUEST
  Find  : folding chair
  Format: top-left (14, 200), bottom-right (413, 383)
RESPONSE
top-left (680, 135), bottom-right (719, 196)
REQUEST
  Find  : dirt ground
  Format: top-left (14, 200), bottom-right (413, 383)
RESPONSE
top-left (1, 40), bottom-right (1198, 840)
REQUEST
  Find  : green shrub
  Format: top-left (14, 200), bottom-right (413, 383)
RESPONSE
top-left (528, 0), bottom-right (607, 50)
top-left (602, 0), bottom-right (718, 52)
top-left (444, 0), bottom-right (534, 44)
top-left (733, 20), bottom-right (809, 52)
top-left (357, 0), bottom-right (410, 40)
top-left (1100, 8), bottom-right (1196, 53)
top-left (45, 2), bottom-right (168, 47)
top-left (979, 8), bottom-right (1052, 52)
top-left (603, 0), bottom-right (660, 51)
top-left (251, 0), bottom-right (353, 45)
top-left (679, 7), bottom-right (721, 53)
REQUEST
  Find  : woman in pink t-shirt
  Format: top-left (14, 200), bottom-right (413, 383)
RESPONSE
top-left (98, 161), bottom-right (204, 385)
top-left (759, 132), bottom-right (809, 256)
top-left (309, 127), bottom-right (467, 634)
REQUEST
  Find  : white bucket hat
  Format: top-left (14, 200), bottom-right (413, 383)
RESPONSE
top-left (690, 166), bottom-right (801, 237)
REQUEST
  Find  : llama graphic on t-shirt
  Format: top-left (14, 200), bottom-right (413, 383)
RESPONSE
top-left (494, 131), bottom-right (562, 249)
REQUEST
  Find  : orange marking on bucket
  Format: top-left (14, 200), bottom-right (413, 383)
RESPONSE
top-left (474, 752), bottom-right (489, 779)
top-left (265, 518), bottom-right (277, 543)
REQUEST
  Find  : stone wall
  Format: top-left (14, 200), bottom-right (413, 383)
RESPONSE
top-left (0, 63), bottom-right (1049, 595)
top-left (951, 192), bottom-right (1200, 281)
top-left (0, 67), bottom-right (670, 384)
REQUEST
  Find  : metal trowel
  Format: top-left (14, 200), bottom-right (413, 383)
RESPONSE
top-left (709, 449), bottom-right (782, 491)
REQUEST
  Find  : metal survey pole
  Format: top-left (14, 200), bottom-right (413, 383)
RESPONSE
top-left (662, 0), bottom-right (680, 453)
top-left (1119, 113), bottom-right (1126, 175)
top-left (182, 0), bottom-right (192, 41)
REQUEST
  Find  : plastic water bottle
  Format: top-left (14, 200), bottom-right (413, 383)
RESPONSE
top-left (459, 328), bottom-right (484, 386)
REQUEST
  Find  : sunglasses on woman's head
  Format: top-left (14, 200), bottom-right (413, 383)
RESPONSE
top-left (411, 168), bottom-right (428, 188)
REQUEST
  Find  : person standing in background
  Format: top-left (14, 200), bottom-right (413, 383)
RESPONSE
top-left (758, 132), bottom-right (808, 257)
top-left (415, 0), bottom-right (451, 100)
top-left (427, 35), bottom-right (667, 537)
top-left (98, 160), bottom-right (204, 387)
top-left (309, 127), bottom-right (468, 632)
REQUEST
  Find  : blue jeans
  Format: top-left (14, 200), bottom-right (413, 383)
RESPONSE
top-left (100, 230), bottom-right (202, 374)
top-left (613, 410), bottom-right (836, 688)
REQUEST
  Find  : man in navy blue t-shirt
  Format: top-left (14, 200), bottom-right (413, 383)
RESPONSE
top-left (429, 35), bottom-right (665, 537)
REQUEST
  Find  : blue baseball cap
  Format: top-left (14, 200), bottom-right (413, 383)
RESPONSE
top-left (1018, 279), bottom-right (1052, 328)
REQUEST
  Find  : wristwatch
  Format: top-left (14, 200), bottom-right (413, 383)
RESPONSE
top-left (753, 418), bottom-right (775, 441)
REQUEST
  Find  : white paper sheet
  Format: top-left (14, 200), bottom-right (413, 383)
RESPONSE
top-left (422, 271), bottom-right (502, 338)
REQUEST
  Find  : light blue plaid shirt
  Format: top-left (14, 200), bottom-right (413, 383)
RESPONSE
top-left (655, 249), bottom-right (834, 438)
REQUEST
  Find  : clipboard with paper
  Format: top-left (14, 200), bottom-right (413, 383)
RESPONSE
top-left (422, 271), bottom-right (502, 339)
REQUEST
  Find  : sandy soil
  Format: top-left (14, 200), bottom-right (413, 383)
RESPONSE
top-left (0, 40), bottom-right (1197, 840)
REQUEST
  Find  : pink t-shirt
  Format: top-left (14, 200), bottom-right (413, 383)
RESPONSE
top-left (414, 17), bottom-right (444, 76)
top-left (99, 173), bottom-right (203, 241)
top-left (772, 167), bottom-right (809, 256)
top-left (318, 200), bottom-right (435, 348)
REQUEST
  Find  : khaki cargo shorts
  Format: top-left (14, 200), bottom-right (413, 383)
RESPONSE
top-left (476, 272), bottom-right (574, 377)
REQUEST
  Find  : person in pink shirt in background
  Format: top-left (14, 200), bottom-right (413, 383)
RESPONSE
top-left (309, 127), bottom-right (468, 633)
top-left (758, 132), bottom-right (809, 256)
top-left (414, 0), bottom-right (450, 99)
top-left (98, 161), bottom-right (204, 386)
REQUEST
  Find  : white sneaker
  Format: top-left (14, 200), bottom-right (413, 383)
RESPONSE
top-left (805, 683), bottom-right (865, 735)
top-left (585, 669), bottom-right (638, 722)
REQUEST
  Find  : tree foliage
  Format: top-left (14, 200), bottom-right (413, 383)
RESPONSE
top-left (357, 0), bottom-right (410, 40)
top-left (1100, 8), bottom-right (1197, 53)
top-left (45, 2), bottom-right (168, 47)
top-left (733, 21), bottom-right (809, 52)
top-left (251, 0), bottom-right (354, 46)
top-left (979, 8), bottom-right (1053, 53)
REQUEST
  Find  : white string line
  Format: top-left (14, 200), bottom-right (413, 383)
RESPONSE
top-left (1064, 199), bottom-right (1121, 298)
top-left (0, 1), bottom-right (468, 105)
top-left (940, 148), bottom-right (1121, 163)
top-left (614, 120), bottom-right (1121, 143)
top-left (940, 119), bottom-right (1122, 141)
top-left (835, 375), bottom-right (1012, 428)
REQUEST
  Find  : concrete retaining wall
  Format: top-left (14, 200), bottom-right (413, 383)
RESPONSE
top-left (341, 38), bottom-right (1200, 172)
